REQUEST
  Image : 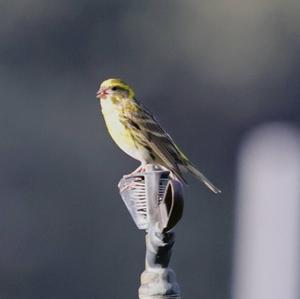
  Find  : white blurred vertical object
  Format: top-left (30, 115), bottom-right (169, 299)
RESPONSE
top-left (232, 123), bottom-right (300, 299)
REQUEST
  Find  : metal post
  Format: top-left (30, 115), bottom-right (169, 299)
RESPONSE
top-left (119, 164), bottom-right (183, 299)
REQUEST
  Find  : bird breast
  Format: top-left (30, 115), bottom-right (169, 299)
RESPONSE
top-left (101, 99), bottom-right (149, 163)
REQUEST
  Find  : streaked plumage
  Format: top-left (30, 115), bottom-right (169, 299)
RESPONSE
top-left (96, 78), bottom-right (221, 194)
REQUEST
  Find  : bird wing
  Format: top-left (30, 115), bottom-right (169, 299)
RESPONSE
top-left (123, 101), bottom-right (221, 193)
top-left (123, 103), bottom-right (187, 182)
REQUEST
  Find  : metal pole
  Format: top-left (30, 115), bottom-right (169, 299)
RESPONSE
top-left (119, 164), bottom-right (183, 299)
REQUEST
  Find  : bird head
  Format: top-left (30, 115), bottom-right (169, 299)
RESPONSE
top-left (96, 78), bottom-right (135, 101)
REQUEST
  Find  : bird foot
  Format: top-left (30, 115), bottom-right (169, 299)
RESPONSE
top-left (120, 164), bottom-right (159, 192)
top-left (119, 165), bottom-right (148, 192)
top-left (123, 164), bottom-right (149, 178)
top-left (119, 177), bottom-right (143, 192)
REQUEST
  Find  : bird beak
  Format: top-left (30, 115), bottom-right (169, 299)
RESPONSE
top-left (96, 88), bottom-right (108, 99)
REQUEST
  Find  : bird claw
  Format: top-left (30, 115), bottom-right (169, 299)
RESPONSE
top-left (123, 165), bottom-right (146, 180)
top-left (119, 164), bottom-right (152, 192)
top-left (119, 177), bottom-right (143, 192)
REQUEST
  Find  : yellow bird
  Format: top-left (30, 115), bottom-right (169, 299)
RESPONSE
top-left (96, 78), bottom-right (221, 194)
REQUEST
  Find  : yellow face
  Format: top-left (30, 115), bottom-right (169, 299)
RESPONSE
top-left (96, 78), bottom-right (135, 101)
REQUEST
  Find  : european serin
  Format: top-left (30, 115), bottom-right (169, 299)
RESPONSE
top-left (96, 78), bottom-right (221, 194)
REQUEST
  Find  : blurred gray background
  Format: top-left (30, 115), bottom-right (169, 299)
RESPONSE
top-left (1, 1), bottom-right (300, 298)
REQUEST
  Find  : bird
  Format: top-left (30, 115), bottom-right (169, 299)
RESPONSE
top-left (96, 78), bottom-right (221, 194)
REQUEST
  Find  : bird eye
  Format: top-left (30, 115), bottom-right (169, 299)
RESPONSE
top-left (111, 86), bottom-right (118, 91)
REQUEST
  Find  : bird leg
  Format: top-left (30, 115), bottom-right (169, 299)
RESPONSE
top-left (119, 176), bottom-right (143, 192)
top-left (124, 163), bottom-right (149, 178)
top-left (119, 164), bottom-right (149, 192)
top-left (120, 163), bottom-right (165, 192)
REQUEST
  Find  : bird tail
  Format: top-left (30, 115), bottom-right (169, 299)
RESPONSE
top-left (185, 163), bottom-right (221, 194)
